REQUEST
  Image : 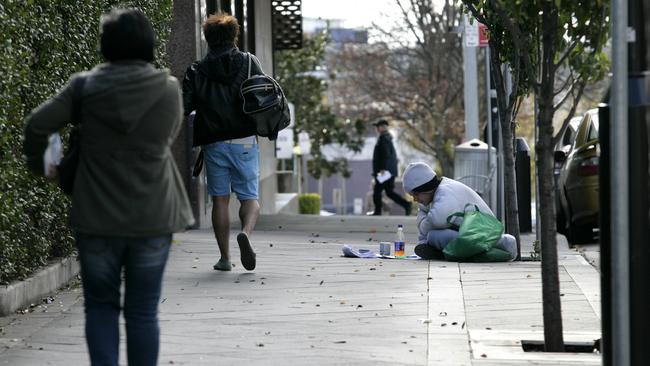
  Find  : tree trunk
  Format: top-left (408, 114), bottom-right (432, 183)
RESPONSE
top-left (433, 130), bottom-right (455, 177)
top-left (436, 146), bottom-right (455, 177)
top-left (489, 45), bottom-right (521, 256)
top-left (500, 107), bottom-right (521, 255)
top-left (537, 2), bottom-right (565, 352)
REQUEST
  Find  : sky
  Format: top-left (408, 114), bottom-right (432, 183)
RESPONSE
top-left (301, 0), bottom-right (399, 29)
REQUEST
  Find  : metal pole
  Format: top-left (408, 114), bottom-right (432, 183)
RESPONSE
top-left (496, 107), bottom-right (504, 222)
top-left (611, 0), bottom-right (630, 365)
top-left (295, 154), bottom-right (301, 195)
top-left (301, 153), bottom-right (308, 194)
top-left (485, 47), bottom-right (496, 211)
top-left (534, 97), bottom-right (541, 240)
top-left (462, 15), bottom-right (480, 140)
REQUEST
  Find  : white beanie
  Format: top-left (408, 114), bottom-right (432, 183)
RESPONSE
top-left (402, 162), bottom-right (437, 193)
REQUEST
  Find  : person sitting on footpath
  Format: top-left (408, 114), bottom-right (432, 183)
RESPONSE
top-left (23, 8), bottom-right (194, 366)
top-left (402, 162), bottom-right (517, 261)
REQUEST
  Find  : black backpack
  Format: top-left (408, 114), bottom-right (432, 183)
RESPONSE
top-left (240, 53), bottom-right (290, 140)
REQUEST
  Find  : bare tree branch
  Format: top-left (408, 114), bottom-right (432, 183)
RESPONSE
top-left (552, 80), bottom-right (586, 147)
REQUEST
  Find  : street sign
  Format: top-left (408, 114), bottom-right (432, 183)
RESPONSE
top-left (275, 128), bottom-right (294, 159)
top-left (479, 23), bottom-right (489, 47)
top-left (298, 131), bottom-right (311, 156)
top-left (463, 15), bottom-right (479, 47)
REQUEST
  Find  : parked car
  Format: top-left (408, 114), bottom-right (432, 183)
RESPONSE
top-left (553, 116), bottom-right (582, 182)
top-left (554, 109), bottom-right (600, 244)
top-left (553, 116), bottom-right (582, 234)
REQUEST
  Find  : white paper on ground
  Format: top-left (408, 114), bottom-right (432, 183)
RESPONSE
top-left (376, 170), bottom-right (392, 183)
top-left (43, 133), bottom-right (62, 178)
top-left (342, 245), bottom-right (376, 258)
top-left (341, 245), bottom-right (420, 260)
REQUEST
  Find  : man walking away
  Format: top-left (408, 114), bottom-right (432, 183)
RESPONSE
top-left (369, 119), bottom-right (411, 216)
top-left (183, 13), bottom-right (261, 271)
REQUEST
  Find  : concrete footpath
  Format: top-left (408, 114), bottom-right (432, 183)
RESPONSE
top-left (0, 215), bottom-right (602, 365)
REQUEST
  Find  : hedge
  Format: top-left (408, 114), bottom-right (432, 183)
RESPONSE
top-left (0, 0), bottom-right (173, 284)
top-left (299, 194), bottom-right (321, 215)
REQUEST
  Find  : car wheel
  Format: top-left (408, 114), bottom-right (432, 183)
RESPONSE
top-left (567, 221), bottom-right (593, 245)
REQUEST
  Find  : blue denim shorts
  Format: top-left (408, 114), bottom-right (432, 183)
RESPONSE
top-left (203, 141), bottom-right (259, 200)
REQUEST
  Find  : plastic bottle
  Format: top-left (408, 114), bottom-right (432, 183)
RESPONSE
top-left (394, 224), bottom-right (405, 257)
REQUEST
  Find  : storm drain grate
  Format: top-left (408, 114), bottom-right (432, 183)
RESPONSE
top-left (521, 339), bottom-right (601, 353)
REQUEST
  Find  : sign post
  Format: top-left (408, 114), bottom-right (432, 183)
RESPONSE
top-left (462, 15), bottom-right (480, 140)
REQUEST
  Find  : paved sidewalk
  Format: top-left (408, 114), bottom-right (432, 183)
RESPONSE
top-left (0, 215), bottom-right (602, 365)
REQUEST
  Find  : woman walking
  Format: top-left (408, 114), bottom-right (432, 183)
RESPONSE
top-left (23, 8), bottom-right (194, 365)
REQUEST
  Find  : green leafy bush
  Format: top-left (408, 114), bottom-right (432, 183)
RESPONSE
top-left (299, 194), bottom-right (321, 215)
top-left (0, 0), bottom-right (173, 284)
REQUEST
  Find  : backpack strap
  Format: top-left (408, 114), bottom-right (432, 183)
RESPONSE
top-left (246, 52), bottom-right (265, 77)
top-left (247, 52), bottom-right (252, 78)
top-left (71, 76), bottom-right (86, 125)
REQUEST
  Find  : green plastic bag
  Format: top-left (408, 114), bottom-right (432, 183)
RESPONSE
top-left (443, 203), bottom-right (504, 261)
top-left (471, 248), bottom-right (512, 262)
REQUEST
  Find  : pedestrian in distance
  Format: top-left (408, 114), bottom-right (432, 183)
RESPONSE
top-left (402, 162), bottom-right (517, 260)
top-left (183, 12), bottom-right (260, 272)
top-left (23, 8), bottom-right (194, 366)
top-left (368, 119), bottom-right (412, 216)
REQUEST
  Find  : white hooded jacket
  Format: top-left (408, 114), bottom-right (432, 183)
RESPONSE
top-left (416, 177), bottom-right (493, 244)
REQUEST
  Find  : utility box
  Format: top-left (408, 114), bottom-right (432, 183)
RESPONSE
top-left (454, 139), bottom-right (497, 210)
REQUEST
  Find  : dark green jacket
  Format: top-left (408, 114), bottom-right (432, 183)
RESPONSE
top-left (23, 61), bottom-right (195, 236)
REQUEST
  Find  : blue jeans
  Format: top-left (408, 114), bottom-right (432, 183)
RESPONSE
top-left (76, 233), bottom-right (172, 366)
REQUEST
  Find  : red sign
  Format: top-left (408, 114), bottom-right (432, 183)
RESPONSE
top-left (479, 23), bottom-right (489, 47)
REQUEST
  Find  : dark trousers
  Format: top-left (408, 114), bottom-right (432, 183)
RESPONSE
top-left (372, 176), bottom-right (410, 215)
top-left (76, 233), bottom-right (172, 366)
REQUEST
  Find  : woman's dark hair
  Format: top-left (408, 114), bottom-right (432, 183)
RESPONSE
top-left (99, 8), bottom-right (155, 62)
top-left (203, 12), bottom-right (240, 50)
